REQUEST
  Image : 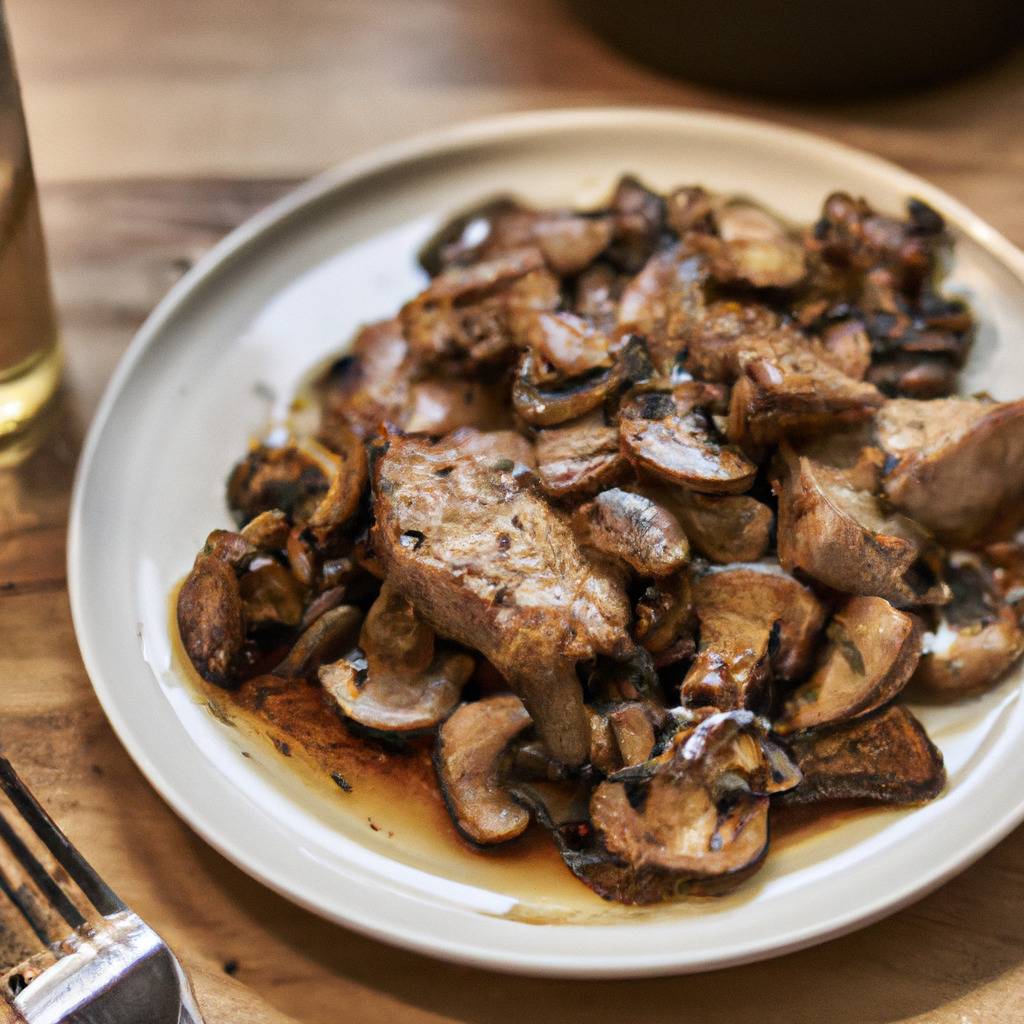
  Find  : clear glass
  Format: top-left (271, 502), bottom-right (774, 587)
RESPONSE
top-left (0, 3), bottom-right (60, 442)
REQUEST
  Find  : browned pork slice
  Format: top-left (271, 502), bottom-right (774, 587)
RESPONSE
top-left (875, 397), bottom-right (1024, 544)
top-left (370, 431), bottom-right (632, 766)
top-left (772, 438), bottom-right (949, 607)
top-left (400, 248), bottom-right (559, 366)
top-left (681, 563), bottom-right (825, 711)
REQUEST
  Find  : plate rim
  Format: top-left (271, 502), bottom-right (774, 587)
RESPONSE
top-left (67, 105), bottom-right (1024, 977)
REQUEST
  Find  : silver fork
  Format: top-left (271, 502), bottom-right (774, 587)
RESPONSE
top-left (0, 756), bottom-right (205, 1024)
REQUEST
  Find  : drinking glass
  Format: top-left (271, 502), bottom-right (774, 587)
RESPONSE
top-left (0, 4), bottom-right (60, 444)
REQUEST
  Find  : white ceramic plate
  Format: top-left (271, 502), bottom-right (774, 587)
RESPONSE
top-left (68, 108), bottom-right (1024, 978)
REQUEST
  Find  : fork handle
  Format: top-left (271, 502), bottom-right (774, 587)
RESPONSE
top-left (184, 957), bottom-right (303, 1024)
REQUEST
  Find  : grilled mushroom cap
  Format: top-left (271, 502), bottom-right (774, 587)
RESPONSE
top-left (782, 705), bottom-right (945, 804)
top-left (320, 585), bottom-right (473, 733)
top-left (634, 572), bottom-right (695, 667)
top-left (274, 605), bottom-right (362, 679)
top-left (913, 554), bottom-right (1024, 699)
top-left (434, 694), bottom-right (533, 845)
top-left (534, 411), bottom-right (626, 499)
top-left (238, 562), bottom-right (305, 628)
top-left (876, 397), bottom-right (1024, 544)
top-left (177, 554), bottom-right (245, 687)
top-left (512, 349), bottom-right (620, 427)
top-left (590, 712), bottom-right (798, 882)
top-left (772, 439), bottom-right (949, 607)
top-left (775, 596), bottom-right (922, 734)
top-left (571, 489), bottom-right (690, 578)
top-left (620, 385), bottom-right (757, 494)
top-left (661, 489), bottom-right (773, 564)
top-left (682, 563), bottom-right (825, 710)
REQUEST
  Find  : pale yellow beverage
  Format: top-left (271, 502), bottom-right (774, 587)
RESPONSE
top-left (0, 5), bottom-right (59, 442)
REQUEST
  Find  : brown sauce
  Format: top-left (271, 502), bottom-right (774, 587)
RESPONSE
top-left (170, 587), bottom-right (879, 920)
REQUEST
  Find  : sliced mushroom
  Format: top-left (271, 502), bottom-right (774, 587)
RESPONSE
top-left (605, 175), bottom-right (666, 273)
top-left (238, 561), bottom-right (305, 628)
top-left (511, 349), bottom-right (620, 427)
top-left (913, 553), bottom-right (1024, 699)
top-left (417, 196), bottom-right (532, 274)
top-left (534, 410), bottom-right (626, 499)
top-left (776, 596), bottom-right (922, 733)
top-left (875, 397), bottom-right (1024, 544)
top-left (532, 214), bottom-right (613, 275)
top-left (695, 200), bottom-right (806, 290)
top-left (661, 489), bottom-right (773, 564)
top-left (820, 319), bottom-right (872, 380)
top-left (307, 425), bottom-right (368, 541)
top-left (509, 778), bottom-right (678, 905)
top-left (616, 243), bottom-right (707, 374)
top-left (782, 705), bottom-right (945, 804)
top-left (571, 489), bottom-right (690, 578)
top-left (608, 703), bottom-right (659, 767)
top-left (620, 385), bottom-right (757, 494)
top-left (434, 694), bottom-right (534, 845)
top-left (226, 439), bottom-right (335, 527)
top-left (590, 712), bottom-right (796, 886)
top-left (320, 584), bottom-right (472, 733)
top-left (772, 439), bottom-right (949, 607)
top-left (866, 354), bottom-right (959, 399)
top-left (239, 509), bottom-right (290, 551)
top-left (573, 262), bottom-right (624, 336)
top-left (177, 554), bottom-right (245, 687)
top-left (202, 529), bottom-right (257, 570)
top-left (371, 432), bottom-right (632, 766)
top-left (634, 572), bottom-right (695, 667)
top-left (682, 563), bottom-right (825, 710)
top-left (274, 604), bottom-right (362, 679)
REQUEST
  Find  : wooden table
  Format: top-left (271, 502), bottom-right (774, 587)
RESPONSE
top-left (1, 2), bottom-right (1023, 1021)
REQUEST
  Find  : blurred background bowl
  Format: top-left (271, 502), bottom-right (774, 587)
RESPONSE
top-left (567, 0), bottom-right (1024, 98)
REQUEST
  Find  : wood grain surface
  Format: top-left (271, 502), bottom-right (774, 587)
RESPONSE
top-left (0, 1), bottom-right (1023, 1022)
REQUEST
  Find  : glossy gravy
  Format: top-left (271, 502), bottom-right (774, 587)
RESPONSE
top-left (171, 589), bottom-right (875, 921)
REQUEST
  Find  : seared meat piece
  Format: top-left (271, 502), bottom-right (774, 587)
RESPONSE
top-left (321, 584), bottom-right (473, 733)
top-left (620, 384), bottom-right (756, 494)
top-left (662, 489), bottom-right (773, 564)
top-left (571, 489), bottom-right (690, 578)
top-left (534, 411), bottom-right (626, 499)
top-left (590, 712), bottom-right (798, 891)
top-left (682, 562), bottom-right (825, 710)
top-left (435, 694), bottom-right (533, 845)
top-left (782, 705), bottom-right (945, 805)
top-left (432, 425), bottom-right (536, 469)
top-left (177, 554), bottom-right (245, 687)
top-left (726, 333), bottom-right (884, 451)
top-left (400, 248), bottom-right (559, 367)
top-left (776, 596), bottom-right (922, 733)
top-left (875, 397), bottom-right (1024, 544)
top-left (684, 299), bottom-right (781, 382)
top-left (616, 244), bottom-right (706, 374)
top-left (772, 438), bottom-right (949, 607)
top-left (693, 200), bottom-right (806, 290)
top-left (913, 553), bottom-right (1024, 699)
top-left (371, 432), bottom-right (632, 765)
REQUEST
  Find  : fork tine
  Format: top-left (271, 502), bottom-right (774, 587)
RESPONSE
top-left (0, 757), bottom-right (124, 917)
top-left (0, 810), bottom-right (85, 934)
